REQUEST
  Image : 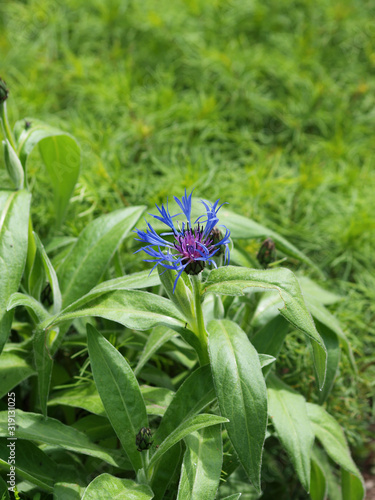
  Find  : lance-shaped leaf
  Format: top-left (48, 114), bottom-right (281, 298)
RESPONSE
top-left (57, 206), bottom-right (145, 307)
top-left (207, 319), bottom-right (268, 493)
top-left (48, 289), bottom-right (186, 332)
top-left (62, 270), bottom-right (161, 314)
top-left (7, 292), bottom-right (51, 324)
top-left (306, 403), bottom-right (364, 500)
top-left (14, 119), bottom-right (81, 226)
top-left (204, 266), bottom-right (327, 389)
top-left (341, 468), bottom-right (365, 500)
top-left (310, 456), bottom-right (327, 500)
top-left (54, 483), bottom-right (83, 500)
top-left (33, 327), bottom-right (55, 417)
top-left (0, 190), bottom-right (31, 352)
top-left (0, 476), bottom-right (10, 500)
top-left (0, 351), bottom-right (36, 398)
top-left (0, 439), bottom-right (57, 492)
top-left (267, 374), bottom-right (314, 491)
top-left (82, 474), bottom-right (154, 500)
top-left (313, 320), bottom-right (340, 404)
top-left (155, 364), bottom-right (216, 443)
top-left (0, 410), bottom-right (125, 467)
top-left (33, 232), bottom-right (62, 314)
top-left (148, 414), bottom-right (228, 470)
top-left (87, 324), bottom-right (148, 472)
top-left (177, 425), bottom-right (223, 500)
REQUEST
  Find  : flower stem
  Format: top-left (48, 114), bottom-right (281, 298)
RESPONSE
top-left (191, 274), bottom-right (209, 365)
top-left (0, 101), bottom-right (17, 151)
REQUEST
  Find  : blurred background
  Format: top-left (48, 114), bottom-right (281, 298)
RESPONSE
top-left (1, 0), bottom-right (374, 495)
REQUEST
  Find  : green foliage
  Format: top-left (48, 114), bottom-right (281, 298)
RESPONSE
top-left (0, 1), bottom-right (373, 497)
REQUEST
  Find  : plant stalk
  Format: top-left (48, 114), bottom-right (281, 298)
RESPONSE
top-left (191, 274), bottom-right (209, 365)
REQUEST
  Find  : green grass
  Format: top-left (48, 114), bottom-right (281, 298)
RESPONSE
top-left (1, 0), bottom-right (375, 479)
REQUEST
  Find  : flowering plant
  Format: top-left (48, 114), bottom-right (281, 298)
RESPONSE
top-left (134, 191), bottom-right (231, 290)
top-left (0, 83), bottom-right (364, 500)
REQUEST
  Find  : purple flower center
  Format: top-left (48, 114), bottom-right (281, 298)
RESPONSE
top-left (173, 224), bottom-right (215, 264)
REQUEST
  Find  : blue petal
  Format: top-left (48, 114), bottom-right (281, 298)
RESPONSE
top-left (150, 200), bottom-right (179, 232)
top-left (174, 189), bottom-right (193, 226)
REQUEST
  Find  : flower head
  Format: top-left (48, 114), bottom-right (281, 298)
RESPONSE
top-left (135, 190), bottom-right (230, 291)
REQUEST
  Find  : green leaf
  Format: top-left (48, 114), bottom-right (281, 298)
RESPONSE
top-left (0, 190), bottom-right (31, 352)
top-left (0, 439), bottom-right (56, 492)
top-left (312, 445), bottom-right (341, 500)
top-left (0, 410), bottom-right (123, 467)
top-left (49, 381), bottom-right (172, 418)
top-left (47, 289), bottom-right (185, 332)
top-left (38, 134), bottom-right (80, 225)
top-left (220, 495), bottom-right (242, 500)
top-left (82, 474), bottom-right (154, 500)
top-left (207, 319), bottom-right (268, 492)
top-left (177, 426), bottom-right (223, 500)
top-left (141, 386), bottom-right (174, 417)
top-left (0, 351), bottom-right (36, 398)
top-left (0, 476), bottom-right (10, 500)
top-left (34, 232), bottom-right (62, 314)
top-left (314, 320), bottom-right (340, 404)
top-left (7, 292), bottom-right (51, 324)
top-left (204, 266), bottom-right (327, 389)
top-left (341, 468), bottom-right (365, 500)
top-left (87, 324), bottom-right (148, 472)
top-left (310, 457), bottom-right (327, 500)
top-left (49, 381), bottom-right (105, 416)
top-left (258, 353), bottom-right (276, 368)
top-left (155, 364), bottom-right (216, 443)
top-left (307, 300), bottom-right (356, 372)
top-left (252, 316), bottom-right (290, 362)
top-left (57, 206), bottom-right (145, 307)
top-left (27, 235), bottom-right (46, 300)
top-left (72, 414), bottom-right (116, 442)
top-left (15, 119), bottom-right (81, 225)
top-left (267, 374), bottom-right (314, 491)
top-left (158, 267), bottom-right (195, 324)
top-left (306, 402), bottom-right (364, 499)
top-left (148, 414), bottom-right (228, 470)
top-left (53, 482), bottom-right (83, 500)
top-left (62, 270), bottom-right (161, 314)
top-left (150, 444), bottom-right (183, 500)
top-left (33, 327), bottom-right (55, 417)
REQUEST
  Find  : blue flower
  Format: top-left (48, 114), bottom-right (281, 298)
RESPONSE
top-left (134, 190), bottom-right (231, 291)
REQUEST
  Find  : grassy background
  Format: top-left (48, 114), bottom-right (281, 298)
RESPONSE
top-left (1, 0), bottom-right (374, 482)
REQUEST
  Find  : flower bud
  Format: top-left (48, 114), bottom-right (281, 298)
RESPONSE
top-left (3, 139), bottom-right (24, 190)
top-left (0, 78), bottom-right (9, 103)
top-left (209, 227), bottom-right (225, 257)
top-left (136, 427), bottom-right (153, 452)
top-left (257, 238), bottom-right (276, 268)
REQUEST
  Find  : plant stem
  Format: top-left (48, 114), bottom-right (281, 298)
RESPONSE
top-left (191, 274), bottom-right (209, 365)
top-left (0, 101), bottom-right (17, 151)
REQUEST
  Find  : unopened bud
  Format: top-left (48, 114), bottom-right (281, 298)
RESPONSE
top-left (209, 227), bottom-right (225, 257)
top-left (136, 427), bottom-right (153, 452)
top-left (257, 238), bottom-right (276, 268)
top-left (0, 78), bottom-right (9, 103)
